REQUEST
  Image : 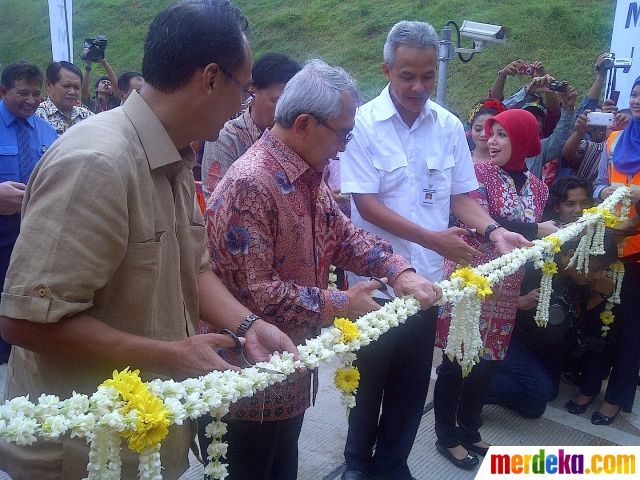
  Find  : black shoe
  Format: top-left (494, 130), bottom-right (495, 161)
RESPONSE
top-left (435, 440), bottom-right (479, 470)
top-left (342, 470), bottom-right (368, 480)
top-left (461, 441), bottom-right (490, 456)
top-left (591, 409), bottom-right (620, 426)
top-left (565, 399), bottom-right (591, 415)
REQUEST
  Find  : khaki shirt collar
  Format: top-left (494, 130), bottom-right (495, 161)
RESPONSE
top-left (121, 90), bottom-right (196, 172)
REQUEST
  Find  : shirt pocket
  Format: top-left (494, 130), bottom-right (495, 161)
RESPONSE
top-left (372, 154), bottom-right (409, 195)
top-left (425, 154), bottom-right (455, 195)
top-left (425, 154), bottom-right (455, 172)
top-left (0, 146), bottom-right (20, 182)
top-left (105, 233), bottom-right (165, 335)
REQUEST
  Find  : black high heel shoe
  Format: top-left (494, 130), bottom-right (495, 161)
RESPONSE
top-left (565, 397), bottom-right (593, 415)
top-left (591, 409), bottom-right (620, 426)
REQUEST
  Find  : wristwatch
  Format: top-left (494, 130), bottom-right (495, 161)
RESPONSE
top-left (237, 313), bottom-right (261, 337)
top-left (484, 223), bottom-right (504, 241)
top-left (85, 65), bottom-right (91, 72)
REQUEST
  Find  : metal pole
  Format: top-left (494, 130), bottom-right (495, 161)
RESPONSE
top-left (436, 26), bottom-right (453, 107)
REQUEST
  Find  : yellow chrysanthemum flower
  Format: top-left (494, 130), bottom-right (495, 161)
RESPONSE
top-left (547, 236), bottom-right (562, 253)
top-left (100, 368), bottom-right (171, 453)
top-left (125, 393), bottom-right (171, 453)
top-left (583, 207), bottom-right (622, 228)
top-left (600, 310), bottom-right (615, 325)
top-left (611, 261), bottom-right (624, 273)
top-left (101, 368), bottom-right (148, 403)
top-left (334, 366), bottom-right (360, 392)
top-left (334, 317), bottom-right (360, 343)
top-left (451, 267), bottom-right (492, 299)
top-left (541, 260), bottom-right (558, 275)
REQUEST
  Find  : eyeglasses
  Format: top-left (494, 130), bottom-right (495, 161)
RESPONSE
top-left (312, 115), bottom-right (354, 148)
top-left (219, 66), bottom-right (255, 110)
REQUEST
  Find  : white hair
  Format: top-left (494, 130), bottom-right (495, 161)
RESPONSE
top-left (274, 59), bottom-right (359, 128)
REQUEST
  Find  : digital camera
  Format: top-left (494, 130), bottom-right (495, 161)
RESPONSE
top-left (570, 328), bottom-right (616, 359)
top-left (601, 54), bottom-right (615, 70)
top-left (548, 81), bottom-right (567, 93)
top-left (599, 54), bottom-right (633, 72)
top-left (518, 64), bottom-right (536, 76)
top-left (80, 35), bottom-right (107, 62)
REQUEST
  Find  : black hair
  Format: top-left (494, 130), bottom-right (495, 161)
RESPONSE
top-left (1, 60), bottom-right (43, 89)
top-left (142, 0), bottom-right (248, 93)
top-left (118, 71), bottom-right (143, 92)
top-left (94, 75), bottom-right (110, 90)
top-left (467, 98), bottom-right (506, 126)
top-left (548, 176), bottom-right (594, 208)
top-left (46, 61), bottom-right (82, 84)
top-left (251, 52), bottom-right (301, 90)
top-left (560, 231), bottom-right (617, 268)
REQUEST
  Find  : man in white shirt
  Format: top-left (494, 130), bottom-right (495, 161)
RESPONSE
top-left (340, 20), bottom-right (531, 480)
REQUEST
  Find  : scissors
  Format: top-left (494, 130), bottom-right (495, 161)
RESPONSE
top-left (476, 240), bottom-right (497, 254)
top-left (220, 328), bottom-right (286, 377)
top-left (369, 277), bottom-right (394, 301)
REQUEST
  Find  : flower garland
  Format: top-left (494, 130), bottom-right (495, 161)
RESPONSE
top-left (568, 188), bottom-right (629, 273)
top-left (332, 317), bottom-right (362, 410)
top-left (441, 268), bottom-right (491, 375)
top-left (438, 187), bottom-right (631, 371)
top-left (0, 297), bottom-right (419, 480)
top-left (0, 187), bottom-right (631, 479)
top-left (600, 261), bottom-right (625, 337)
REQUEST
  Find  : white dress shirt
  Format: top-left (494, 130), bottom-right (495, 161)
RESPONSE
top-left (341, 85), bottom-right (478, 283)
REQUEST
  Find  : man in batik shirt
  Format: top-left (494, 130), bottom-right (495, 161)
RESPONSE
top-left (205, 60), bottom-right (442, 480)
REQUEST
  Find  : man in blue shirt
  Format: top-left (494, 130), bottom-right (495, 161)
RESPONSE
top-left (0, 60), bottom-right (57, 362)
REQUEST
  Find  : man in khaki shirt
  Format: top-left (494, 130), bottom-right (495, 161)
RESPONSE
top-left (0, 1), bottom-right (298, 479)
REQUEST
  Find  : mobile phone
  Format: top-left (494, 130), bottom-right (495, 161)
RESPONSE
top-left (610, 90), bottom-right (620, 105)
top-left (586, 112), bottom-right (615, 127)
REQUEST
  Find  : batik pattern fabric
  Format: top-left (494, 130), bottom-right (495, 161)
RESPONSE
top-left (201, 109), bottom-right (262, 201)
top-left (35, 97), bottom-right (94, 137)
top-left (436, 160), bottom-right (548, 360)
top-left (204, 129), bottom-right (411, 421)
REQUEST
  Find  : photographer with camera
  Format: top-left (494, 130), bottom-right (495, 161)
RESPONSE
top-left (486, 231), bottom-right (617, 419)
top-left (516, 76), bottom-right (578, 180)
top-left (490, 60), bottom-right (562, 138)
top-left (80, 36), bottom-right (119, 113)
top-left (560, 100), bottom-right (630, 185)
top-left (572, 53), bottom-right (614, 119)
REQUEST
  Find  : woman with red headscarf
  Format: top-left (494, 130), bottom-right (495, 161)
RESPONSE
top-left (434, 109), bottom-right (554, 469)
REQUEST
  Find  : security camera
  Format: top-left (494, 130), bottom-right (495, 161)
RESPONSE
top-left (459, 21), bottom-right (510, 44)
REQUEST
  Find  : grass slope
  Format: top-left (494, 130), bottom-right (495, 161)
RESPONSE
top-left (0, 0), bottom-right (615, 114)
